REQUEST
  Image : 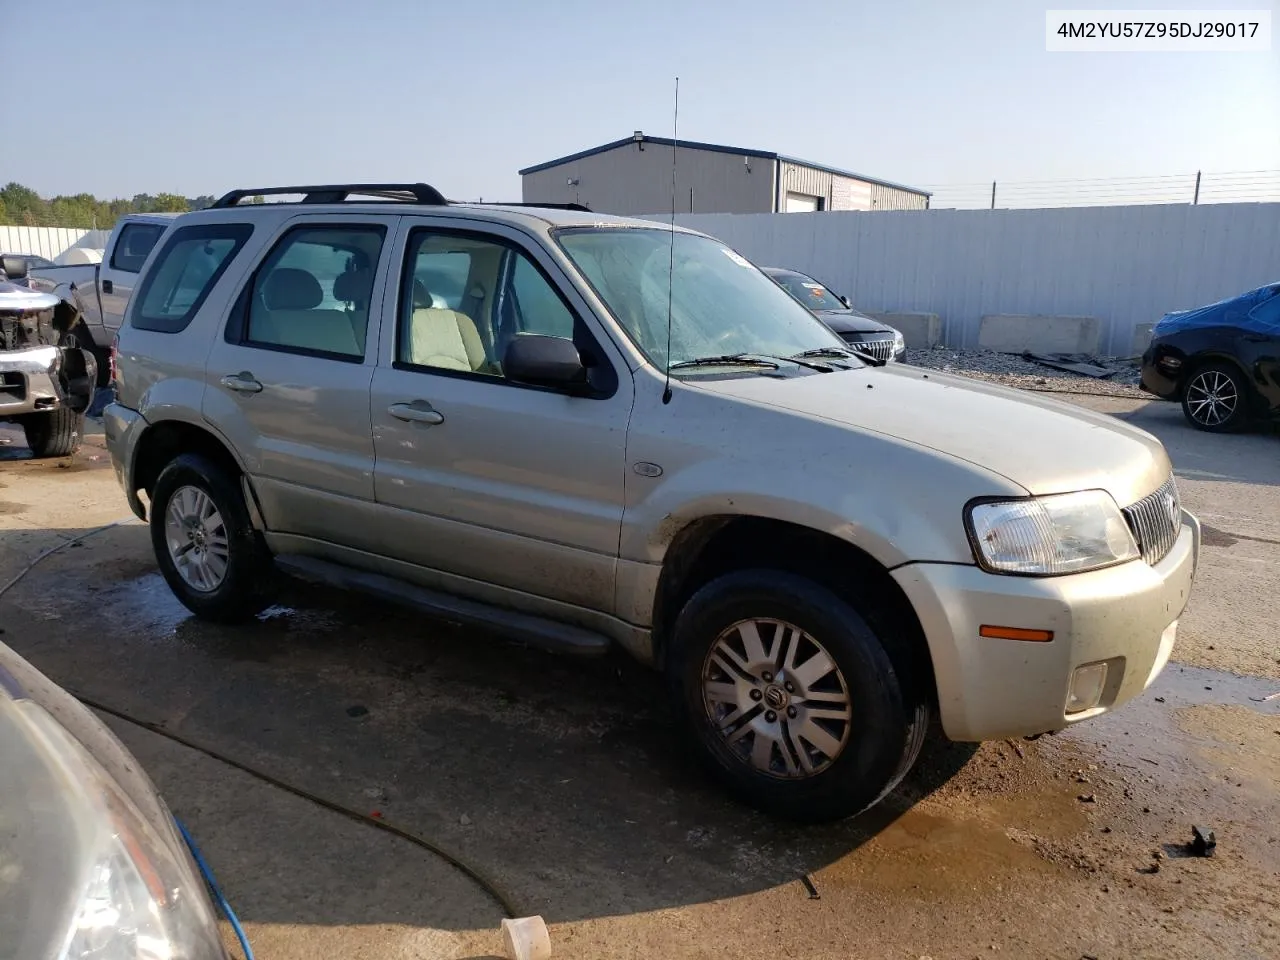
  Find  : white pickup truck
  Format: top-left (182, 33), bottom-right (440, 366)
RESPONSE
top-left (28, 213), bottom-right (178, 386)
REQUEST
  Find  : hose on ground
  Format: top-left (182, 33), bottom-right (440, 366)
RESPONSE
top-left (0, 516), bottom-right (523, 928)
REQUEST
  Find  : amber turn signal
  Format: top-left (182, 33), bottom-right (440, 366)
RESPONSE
top-left (979, 625), bottom-right (1054, 642)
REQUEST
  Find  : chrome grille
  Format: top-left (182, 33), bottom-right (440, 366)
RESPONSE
top-left (1122, 476), bottom-right (1181, 566)
top-left (841, 335), bottom-right (895, 362)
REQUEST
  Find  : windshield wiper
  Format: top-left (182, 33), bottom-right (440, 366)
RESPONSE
top-left (669, 354), bottom-right (780, 370)
top-left (793, 345), bottom-right (885, 367)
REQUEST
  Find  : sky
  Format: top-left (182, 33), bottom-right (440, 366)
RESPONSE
top-left (7, 0), bottom-right (1279, 203)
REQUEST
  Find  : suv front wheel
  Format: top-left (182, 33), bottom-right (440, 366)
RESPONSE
top-left (150, 453), bottom-right (273, 622)
top-left (669, 570), bottom-right (928, 823)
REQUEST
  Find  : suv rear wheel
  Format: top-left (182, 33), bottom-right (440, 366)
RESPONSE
top-left (668, 569), bottom-right (929, 822)
top-left (150, 453), bottom-right (273, 622)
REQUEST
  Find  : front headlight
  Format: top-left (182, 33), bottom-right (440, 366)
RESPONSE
top-left (2, 698), bottom-right (226, 960)
top-left (966, 490), bottom-right (1139, 575)
top-left (891, 328), bottom-right (905, 353)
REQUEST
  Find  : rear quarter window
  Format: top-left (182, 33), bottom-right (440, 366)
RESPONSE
top-left (131, 224), bottom-right (253, 334)
top-left (110, 222), bottom-right (167, 273)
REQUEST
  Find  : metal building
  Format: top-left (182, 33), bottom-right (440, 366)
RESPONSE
top-left (519, 132), bottom-right (930, 215)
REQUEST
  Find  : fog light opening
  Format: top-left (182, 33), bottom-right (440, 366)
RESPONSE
top-left (1066, 661), bottom-right (1109, 714)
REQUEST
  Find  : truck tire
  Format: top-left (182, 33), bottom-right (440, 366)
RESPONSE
top-left (668, 569), bottom-right (929, 823)
top-left (21, 408), bottom-right (83, 458)
top-left (150, 453), bottom-right (274, 623)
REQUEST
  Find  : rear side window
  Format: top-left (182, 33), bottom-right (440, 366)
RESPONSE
top-left (132, 224), bottom-right (253, 333)
top-left (110, 222), bottom-right (167, 273)
top-left (235, 224), bottom-right (386, 360)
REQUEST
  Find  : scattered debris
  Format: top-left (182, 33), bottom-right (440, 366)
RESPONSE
top-left (1005, 738), bottom-right (1025, 759)
top-left (501, 915), bottom-right (552, 960)
top-left (1078, 793), bottom-right (1097, 803)
top-left (1248, 691), bottom-right (1280, 703)
top-left (905, 348), bottom-right (1143, 398)
top-left (1190, 826), bottom-right (1217, 857)
top-left (345, 704), bottom-right (369, 718)
top-left (800, 874), bottom-right (821, 899)
top-left (1141, 757), bottom-right (1160, 766)
top-left (1138, 863), bottom-right (1161, 875)
top-left (1155, 697), bottom-right (1166, 703)
top-left (1076, 774), bottom-right (1091, 784)
top-left (1101, 826), bottom-right (1113, 834)
top-left (459, 813), bottom-right (472, 826)
top-left (1023, 351), bottom-right (1121, 379)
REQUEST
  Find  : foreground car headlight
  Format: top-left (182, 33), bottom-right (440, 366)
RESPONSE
top-left (1, 697), bottom-right (226, 960)
top-left (966, 490), bottom-right (1139, 575)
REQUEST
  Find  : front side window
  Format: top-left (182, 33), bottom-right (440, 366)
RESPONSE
top-left (397, 230), bottom-right (582, 378)
top-left (243, 225), bottom-right (385, 359)
top-left (132, 224), bottom-right (252, 333)
top-left (557, 228), bottom-right (849, 373)
top-left (111, 222), bottom-right (167, 273)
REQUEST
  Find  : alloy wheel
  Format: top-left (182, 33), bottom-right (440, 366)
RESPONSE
top-left (701, 618), bottom-right (852, 779)
top-left (164, 485), bottom-right (230, 592)
top-left (1185, 370), bottom-right (1238, 426)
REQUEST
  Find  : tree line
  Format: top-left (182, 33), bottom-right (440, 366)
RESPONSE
top-left (0, 182), bottom-right (219, 230)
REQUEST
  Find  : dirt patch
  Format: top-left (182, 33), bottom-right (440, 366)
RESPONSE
top-left (1176, 703), bottom-right (1280, 787)
top-left (0, 501), bottom-right (28, 515)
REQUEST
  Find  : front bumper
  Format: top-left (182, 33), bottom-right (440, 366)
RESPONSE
top-left (893, 510), bottom-right (1200, 741)
top-left (102, 401), bottom-right (148, 520)
top-left (0, 345), bottom-right (96, 417)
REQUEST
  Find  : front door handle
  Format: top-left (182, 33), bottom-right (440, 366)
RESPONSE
top-left (102, 279), bottom-right (113, 295)
top-left (388, 400), bottom-right (445, 425)
top-left (220, 372), bottom-right (263, 394)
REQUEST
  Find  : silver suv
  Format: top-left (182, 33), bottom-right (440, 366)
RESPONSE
top-left (105, 183), bottom-right (1200, 821)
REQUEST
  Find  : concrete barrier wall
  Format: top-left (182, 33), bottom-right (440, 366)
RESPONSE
top-left (978, 315), bottom-right (1100, 354)
top-left (869, 312), bottom-right (940, 348)
top-left (648, 203), bottom-right (1280, 356)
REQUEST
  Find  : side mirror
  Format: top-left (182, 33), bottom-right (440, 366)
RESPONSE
top-left (503, 334), bottom-right (588, 391)
top-left (839, 294), bottom-right (850, 308)
top-left (1, 256), bottom-right (28, 281)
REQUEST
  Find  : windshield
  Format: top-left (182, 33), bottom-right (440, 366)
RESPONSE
top-left (771, 271), bottom-right (845, 311)
top-left (557, 228), bottom-right (851, 372)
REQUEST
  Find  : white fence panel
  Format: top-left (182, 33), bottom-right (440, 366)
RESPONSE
top-left (0, 226), bottom-right (109, 263)
top-left (647, 203), bottom-right (1280, 355)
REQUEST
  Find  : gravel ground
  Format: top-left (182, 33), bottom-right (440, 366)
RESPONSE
top-left (905, 347), bottom-right (1147, 399)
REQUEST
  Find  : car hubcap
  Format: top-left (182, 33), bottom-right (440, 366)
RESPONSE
top-left (164, 485), bottom-right (229, 592)
top-left (701, 618), bottom-right (852, 779)
top-left (1186, 370), bottom-right (1238, 425)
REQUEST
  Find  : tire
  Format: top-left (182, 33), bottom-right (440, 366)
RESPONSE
top-left (1181, 361), bottom-right (1250, 432)
top-left (668, 569), bottom-right (929, 823)
top-left (22, 407), bottom-right (83, 458)
top-left (150, 453), bottom-right (273, 622)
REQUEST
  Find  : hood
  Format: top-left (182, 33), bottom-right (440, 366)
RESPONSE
top-left (0, 281), bottom-right (58, 313)
top-left (814, 309), bottom-right (894, 335)
top-left (1154, 281), bottom-right (1280, 338)
top-left (692, 364), bottom-right (1170, 507)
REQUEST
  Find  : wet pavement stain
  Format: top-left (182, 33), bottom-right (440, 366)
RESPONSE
top-left (1200, 522), bottom-right (1280, 548)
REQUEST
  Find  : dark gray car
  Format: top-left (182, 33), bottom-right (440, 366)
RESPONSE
top-left (763, 268), bottom-right (905, 362)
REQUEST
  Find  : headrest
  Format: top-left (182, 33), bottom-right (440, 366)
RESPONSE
top-left (334, 269), bottom-right (373, 304)
top-left (412, 278), bottom-right (433, 309)
top-left (262, 268), bottom-right (323, 310)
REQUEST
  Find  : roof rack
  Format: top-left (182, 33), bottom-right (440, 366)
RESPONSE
top-left (210, 183), bottom-right (448, 208)
top-left (468, 201), bottom-right (593, 213)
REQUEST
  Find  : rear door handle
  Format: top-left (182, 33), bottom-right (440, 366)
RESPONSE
top-left (388, 400), bottom-right (445, 425)
top-left (220, 372), bottom-right (263, 394)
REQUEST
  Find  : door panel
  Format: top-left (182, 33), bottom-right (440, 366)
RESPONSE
top-left (202, 215), bottom-right (398, 544)
top-left (369, 219), bottom-right (632, 613)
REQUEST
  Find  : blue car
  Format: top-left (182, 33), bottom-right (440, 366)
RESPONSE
top-left (1140, 282), bottom-right (1280, 432)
